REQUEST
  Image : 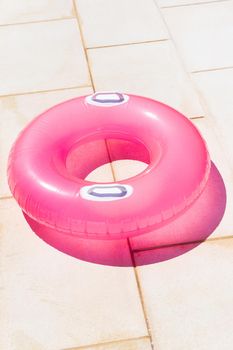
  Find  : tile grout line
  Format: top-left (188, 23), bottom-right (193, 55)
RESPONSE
top-left (0, 85), bottom-right (93, 99)
top-left (152, 0), bottom-right (211, 119)
top-left (104, 140), bottom-right (117, 181)
top-left (72, 0), bottom-right (96, 92)
top-left (0, 16), bottom-right (76, 28)
top-left (0, 196), bottom-right (13, 200)
top-left (127, 238), bottom-right (155, 350)
top-left (62, 335), bottom-right (150, 350)
top-left (190, 115), bottom-right (205, 119)
top-left (86, 38), bottom-right (169, 50)
top-left (132, 234), bottom-right (233, 254)
top-left (192, 65), bottom-right (233, 74)
top-left (161, 0), bottom-right (231, 9)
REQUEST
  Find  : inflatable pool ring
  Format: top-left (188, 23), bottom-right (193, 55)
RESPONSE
top-left (8, 92), bottom-right (210, 240)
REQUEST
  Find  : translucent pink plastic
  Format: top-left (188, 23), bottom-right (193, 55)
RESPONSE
top-left (8, 92), bottom-right (210, 240)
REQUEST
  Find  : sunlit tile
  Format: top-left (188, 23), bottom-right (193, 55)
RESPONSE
top-left (135, 238), bottom-right (233, 349)
top-left (111, 160), bottom-right (148, 181)
top-left (0, 19), bottom-right (90, 96)
top-left (88, 41), bottom-right (203, 117)
top-left (75, 0), bottom-right (167, 48)
top-left (163, 1), bottom-right (233, 71)
top-left (0, 0), bottom-right (74, 25)
top-left (0, 199), bottom-right (147, 349)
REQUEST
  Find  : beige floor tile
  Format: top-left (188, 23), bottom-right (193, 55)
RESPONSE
top-left (85, 163), bottom-right (114, 182)
top-left (111, 160), bottom-right (148, 181)
top-left (157, 0), bottom-right (222, 7)
top-left (75, 0), bottom-right (167, 48)
top-left (0, 87), bottom-right (93, 197)
top-left (0, 198), bottom-right (148, 350)
top-left (163, 1), bottom-right (233, 72)
top-left (0, 19), bottom-right (90, 96)
top-left (192, 68), bottom-right (233, 168)
top-left (71, 337), bottom-right (152, 350)
top-left (88, 41), bottom-right (203, 117)
top-left (0, 0), bottom-right (74, 25)
top-left (134, 238), bottom-right (233, 349)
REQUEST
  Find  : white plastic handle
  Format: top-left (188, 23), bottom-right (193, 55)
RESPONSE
top-left (86, 91), bottom-right (129, 107)
top-left (80, 184), bottom-right (133, 201)
top-left (92, 92), bottom-right (125, 103)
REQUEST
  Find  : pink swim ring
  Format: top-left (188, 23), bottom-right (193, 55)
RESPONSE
top-left (8, 92), bottom-right (210, 239)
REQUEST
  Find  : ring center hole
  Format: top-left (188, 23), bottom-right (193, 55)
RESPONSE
top-left (65, 138), bottom-right (150, 182)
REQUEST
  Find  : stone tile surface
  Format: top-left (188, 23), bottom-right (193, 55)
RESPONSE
top-left (192, 68), bottom-right (233, 168)
top-left (163, 1), bottom-right (233, 71)
top-left (88, 41), bottom-right (203, 117)
top-left (0, 199), bottom-right (148, 350)
top-left (75, 0), bottom-right (168, 48)
top-left (0, 19), bottom-right (90, 96)
top-left (85, 163), bottom-right (114, 182)
top-left (134, 238), bottom-right (233, 349)
top-left (0, 0), bottom-right (74, 25)
top-left (111, 160), bottom-right (148, 181)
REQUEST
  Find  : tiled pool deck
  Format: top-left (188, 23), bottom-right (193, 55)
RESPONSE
top-left (1, 1), bottom-right (233, 349)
